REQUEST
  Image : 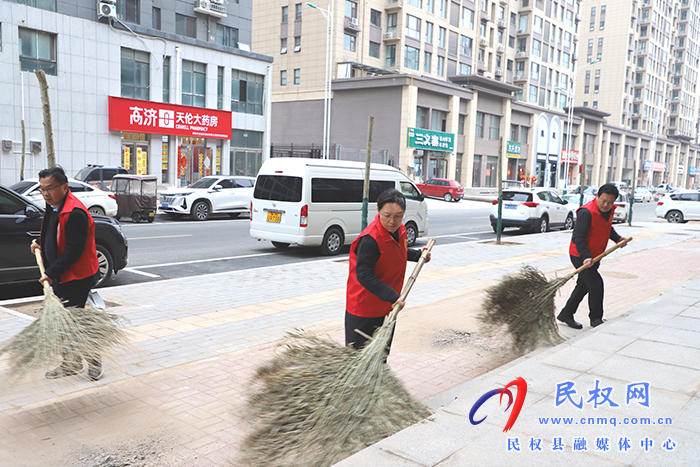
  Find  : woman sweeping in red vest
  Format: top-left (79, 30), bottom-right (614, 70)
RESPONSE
top-left (557, 183), bottom-right (628, 329)
top-left (345, 189), bottom-right (431, 353)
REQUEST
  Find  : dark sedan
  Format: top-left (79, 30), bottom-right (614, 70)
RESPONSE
top-left (0, 185), bottom-right (128, 288)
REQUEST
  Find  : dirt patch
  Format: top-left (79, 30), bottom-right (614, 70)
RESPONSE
top-left (2, 301), bottom-right (121, 319)
top-left (478, 241), bottom-right (524, 246)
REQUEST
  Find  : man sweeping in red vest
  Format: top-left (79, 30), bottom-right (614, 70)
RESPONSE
top-left (29, 166), bottom-right (102, 380)
top-left (557, 183), bottom-right (628, 329)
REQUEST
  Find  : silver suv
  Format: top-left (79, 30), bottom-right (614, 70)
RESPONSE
top-left (490, 187), bottom-right (576, 234)
top-left (160, 176), bottom-right (255, 221)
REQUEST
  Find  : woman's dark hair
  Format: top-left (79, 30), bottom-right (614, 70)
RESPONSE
top-left (598, 183), bottom-right (619, 198)
top-left (38, 166), bottom-right (68, 185)
top-left (377, 188), bottom-right (406, 211)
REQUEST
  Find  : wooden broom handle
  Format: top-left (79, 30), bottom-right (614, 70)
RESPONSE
top-left (573, 236), bottom-right (632, 275)
top-left (33, 242), bottom-right (51, 292)
top-left (387, 237), bottom-right (436, 321)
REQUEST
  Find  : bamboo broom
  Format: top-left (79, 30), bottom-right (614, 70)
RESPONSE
top-left (479, 238), bottom-right (632, 354)
top-left (240, 239), bottom-right (436, 467)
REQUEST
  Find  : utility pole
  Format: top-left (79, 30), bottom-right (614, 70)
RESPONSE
top-left (496, 137), bottom-right (503, 245)
top-left (35, 70), bottom-right (56, 168)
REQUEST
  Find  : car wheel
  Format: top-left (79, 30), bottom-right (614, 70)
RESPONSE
top-left (443, 193), bottom-right (453, 202)
top-left (537, 216), bottom-right (549, 233)
top-left (271, 241), bottom-right (290, 250)
top-left (228, 213), bottom-right (241, 219)
top-left (191, 201), bottom-right (210, 221)
top-left (95, 244), bottom-right (113, 288)
top-left (666, 210), bottom-right (684, 223)
top-left (405, 222), bottom-right (418, 246)
top-left (147, 216), bottom-right (155, 223)
top-left (114, 216), bottom-right (120, 221)
top-left (132, 212), bottom-right (141, 223)
top-left (453, 198), bottom-right (460, 202)
top-left (320, 227), bottom-right (344, 256)
top-left (564, 213), bottom-right (574, 230)
top-left (88, 206), bottom-right (105, 216)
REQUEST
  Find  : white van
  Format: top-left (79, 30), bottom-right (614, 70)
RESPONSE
top-left (250, 158), bottom-right (429, 255)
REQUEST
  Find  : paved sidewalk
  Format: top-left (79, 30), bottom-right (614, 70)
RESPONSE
top-left (1, 220), bottom-right (699, 466)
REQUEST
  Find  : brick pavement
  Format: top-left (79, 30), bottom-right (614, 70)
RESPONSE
top-left (1, 221), bottom-right (699, 466)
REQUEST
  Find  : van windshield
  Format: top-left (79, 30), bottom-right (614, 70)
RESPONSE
top-left (254, 175), bottom-right (303, 202)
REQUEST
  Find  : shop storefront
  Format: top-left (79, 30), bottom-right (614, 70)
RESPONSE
top-left (506, 142), bottom-right (526, 182)
top-left (407, 127), bottom-right (454, 182)
top-left (559, 149), bottom-right (579, 187)
top-left (109, 96), bottom-right (232, 186)
top-left (230, 129), bottom-right (263, 176)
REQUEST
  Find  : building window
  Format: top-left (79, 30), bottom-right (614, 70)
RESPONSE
top-left (345, 0), bottom-right (357, 18)
top-left (294, 68), bottom-right (300, 84)
top-left (121, 47), bottom-right (150, 100)
top-left (439, 0), bottom-right (447, 18)
top-left (16, 0), bottom-right (56, 11)
top-left (425, 21), bottom-right (433, 44)
top-left (387, 13), bottom-right (397, 35)
top-left (18, 28), bottom-right (57, 76)
top-left (424, 51), bottom-right (432, 72)
top-left (408, 0), bottom-right (422, 7)
top-left (489, 115), bottom-right (500, 140)
top-left (459, 62), bottom-right (471, 75)
top-left (232, 70), bottom-right (264, 115)
top-left (281, 38), bottom-right (287, 54)
top-left (216, 24), bottom-right (239, 48)
top-left (529, 84), bottom-right (538, 103)
top-left (462, 7), bottom-right (474, 29)
top-left (460, 35), bottom-right (472, 57)
top-left (163, 56), bottom-right (170, 103)
top-left (427, 0), bottom-right (434, 14)
top-left (475, 112), bottom-right (484, 138)
top-left (437, 56), bottom-right (444, 76)
top-left (369, 41), bottom-right (380, 58)
top-left (405, 45), bottom-right (420, 70)
top-left (386, 44), bottom-right (396, 66)
top-left (281, 70), bottom-right (287, 86)
top-left (217, 66), bottom-right (224, 110)
top-left (371, 9), bottom-right (381, 27)
top-left (116, 0), bottom-right (139, 24)
top-left (176, 14), bottom-right (196, 39)
top-left (344, 34), bottom-right (356, 51)
top-left (406, 14), bottom-right (421, 40)
top-left (296, 3), bottom-right (302, 20)
top-left (182, 60), bottom-right (206, 107)
top-left (152, 7), bottom-right (161, 30)
top-left (282, 6), bottom-right (288, 22)
top-left (438, 26), bottom-right (446, 48)
top-left (294, 36), bottom-right (301, 52)
top-left (416, 107), bottom-right (429, 129)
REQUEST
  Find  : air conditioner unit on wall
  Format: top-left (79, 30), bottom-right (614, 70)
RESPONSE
top-left (98, 1), bottom-right (117, 19)
top-left (350, 18), bottom-right (359, 26)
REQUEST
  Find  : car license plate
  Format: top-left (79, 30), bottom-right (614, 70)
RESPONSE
top-left (161, 203), bottom-right (169, 208)
top-left (504, 204), bottom-right (517, 210)
top-left (267, 211), bottom-right (282, 223)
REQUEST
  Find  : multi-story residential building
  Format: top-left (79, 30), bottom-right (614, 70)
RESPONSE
top-left (0, 0), bottom-right (272, 186)
top-left (254, 0), bottom-right (700, 190)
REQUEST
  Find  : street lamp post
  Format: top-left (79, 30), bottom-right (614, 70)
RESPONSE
top-left (557, 59), bottom-right (600, 193)
top-left (307, 2), bottom-right (333, 159)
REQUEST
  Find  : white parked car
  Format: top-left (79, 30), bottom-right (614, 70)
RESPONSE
top-left (490, 187), bottom-right (576, 234)
top-left (655, 190), bottom-right (700, 223)
top-left (613, 192), bottom-right (631, 223)
top-left (159, 176), bottom-right (255, 221)
top-left (633, 187), bottom-right (653, 203)
top-left (562, 194), bottom-right (596, 217)
top-left (10, 178), bottom-right (118, 217)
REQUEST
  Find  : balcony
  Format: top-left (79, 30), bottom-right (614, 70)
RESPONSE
top-left (497, 19), bottom-right (506, 29)
top-left (383, 31), bottom-right (400, 41)
top-left (480, 37), bottom-right (488, 46)
top-left (385, 0), bottom-right (403, 10)
top-left (514, 71), bottom-right (526, 81)
top-left (495, 68), bottom-right (503, 77)
top-left (516, 50), bottom-right (528, 58)
top-left (497, 44), bottom-right (505, 53)
top-left (477, 62), bottom-right (486, 72)
top-left (481, 12), bottom-right (491, 22)
top-left (345, 17), bottom-right (361, 32)
top-left (516, 28), bottom-right (528, 35)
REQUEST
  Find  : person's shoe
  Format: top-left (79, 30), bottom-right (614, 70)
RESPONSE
top-left (590, 319), bottom-right (606, 328)
top-left (45, 362), bottom-right (82, 379)
top-left (557, 313), bottom-right (583, 330)
top-left (87, 357), bottom-right (102, 381)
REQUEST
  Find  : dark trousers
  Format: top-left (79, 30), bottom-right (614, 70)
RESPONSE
top-left (344, 311), bottom-right (395, 355)
top-left (53, 274), bottom-right (96, 308)
top-left (560, 254), bottom-right (604, 324)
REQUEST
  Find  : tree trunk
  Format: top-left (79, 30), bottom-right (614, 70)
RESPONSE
top-left (35, 70), bottom-right (56, 168)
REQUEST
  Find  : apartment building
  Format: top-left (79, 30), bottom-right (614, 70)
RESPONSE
top-left (0, 0), bottom-right (272, 186)
top-left (254, 0), bottom-right (700, 189)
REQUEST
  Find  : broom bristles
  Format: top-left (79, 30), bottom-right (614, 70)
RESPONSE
top-left (240, 328), bottom-right (430, 467)
top-left (0, 287), bottom-right (128, 377)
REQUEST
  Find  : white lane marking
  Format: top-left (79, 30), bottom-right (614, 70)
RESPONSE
top-left (130, 252), bottom-right (278, 270)
top-left (129, 234), bottom-right (193, 240)
top-left (123, 268), bottom-right (161, 278)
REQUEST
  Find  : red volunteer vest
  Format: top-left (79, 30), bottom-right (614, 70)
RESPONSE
top-left (346, 214), bottom-right (408, 318)
top-left (47, 191), bottom-right (100, 283)
top-left (569, 198), bottom-right (615, 259)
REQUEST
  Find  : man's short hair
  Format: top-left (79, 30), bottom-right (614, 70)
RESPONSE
top-left (38, 166), bottom-right (68, 185)
top-left (597, 183), bottom-right (619, 198)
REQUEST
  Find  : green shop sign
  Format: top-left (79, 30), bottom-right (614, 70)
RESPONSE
top-left (506, 141), bottom-right (521, 159)
top-left (408, 127), bottom-right (454, 152)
